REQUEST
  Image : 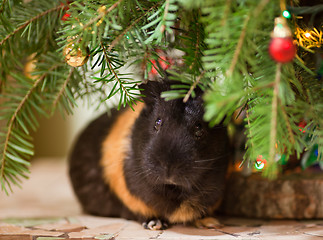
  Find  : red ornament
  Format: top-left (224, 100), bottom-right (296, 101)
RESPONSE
top-left (269, 37), bottom-right (296, 63)
top-left (255, 155), bottom-right (267, 170)
top-left (60, 1), bottom-right (71, 21)
top-left (148, 49), bottom-right (174, 77)
top-left (269, 17), bottom-right (296, 63)
top-left (298, 120), bottom-right (307, 133)
top-left (150, 56), bottom-right (172, 75)
top-left (61, 13), bottom-right (71, 21)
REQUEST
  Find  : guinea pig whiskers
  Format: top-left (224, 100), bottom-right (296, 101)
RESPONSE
top-left (192, 166), bottom-right (214, 170)
top-left (194, 155), bottom-right (227, 163)
top-left (134, 168), bottom-right (162, 187)
top-left (194, 159), bottom-right (219, 163)
top-left (199, 187), bottom-right (221, 197)
top-left (145, 169), bottom-right (155, 180)
top-left (156, 175), bottom-right (162, 185)
top-left (188, 181), bottom-right (203, 194)
top-left (132, 167), bottom-right (153, 180)
top-left (183, 177), bottom-right (194, 191)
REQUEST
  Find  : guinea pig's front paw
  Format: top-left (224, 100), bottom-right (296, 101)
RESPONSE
top-left (194, 217), bottom-right (223, 229)
top-left (142, 219), bottom-right (168, 230)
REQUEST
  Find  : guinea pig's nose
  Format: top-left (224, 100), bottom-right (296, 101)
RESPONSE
top-left (165, 176), bottom-right (177, 185)
top-left (159, 163), bottom-right (174, 181)
top-left (163, 161), bottom-right (182, 183)
top-left (165, 166), bottom-right (173, 179)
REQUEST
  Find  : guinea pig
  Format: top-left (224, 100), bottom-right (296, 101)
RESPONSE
top-left (69, 78), bottom-right (230, 230)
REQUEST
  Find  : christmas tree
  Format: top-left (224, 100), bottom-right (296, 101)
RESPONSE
top-left (0, 0), bottom-right (322, 194)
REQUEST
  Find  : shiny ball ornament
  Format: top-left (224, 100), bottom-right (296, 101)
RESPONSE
top-left (269, 37), bottom-right (296, 63)
top-left (61, 13), bottom-right (71, 21)
top-left (24, 54), bottom-right (38, 79)
top-left (254, 155), bottom-right (267, 171)
top-left (63, 43), bottom-right (89, 67)
top-left (269, 17), bottom-right (296, 63)
top-left (150, 56), bottom-right (171, 75)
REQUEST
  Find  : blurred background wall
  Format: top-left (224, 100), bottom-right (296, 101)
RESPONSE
top-left (31, 100), bottom-right (106, 159)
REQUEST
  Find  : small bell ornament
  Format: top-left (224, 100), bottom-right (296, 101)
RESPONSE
top-left (269, 17), bottom-right (296, 63)
top-left (63, 42), bottom-right (89, 67)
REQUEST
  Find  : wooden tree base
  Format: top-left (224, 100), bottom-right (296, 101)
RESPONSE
top-left (222, 172), bottom-right (323, 219)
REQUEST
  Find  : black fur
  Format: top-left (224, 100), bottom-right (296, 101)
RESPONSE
top-left (69, 108), bottom-right (136, 219)
top-left (124, 80), bottom-right (229, 220)
top-left (69, 79), bottom-right (229, 224)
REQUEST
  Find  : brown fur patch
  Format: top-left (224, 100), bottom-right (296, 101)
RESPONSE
top-left (101, 102), bottom-right (157, 218)
top-left (168, 200), bottom-right (203, 223)
top-left (168, 198), bottom-right (222, 223)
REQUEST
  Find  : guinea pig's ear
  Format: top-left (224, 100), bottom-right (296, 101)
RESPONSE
top-left (139, 80), bottom-right (165, 105)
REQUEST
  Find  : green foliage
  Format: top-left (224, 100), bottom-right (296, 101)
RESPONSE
top-left (91, 43), bottom-right (142, 110)
top-left (0, 0), bottom-right (322, 193)
top-left (143, 0), bottom-right (178, 44)
top-left (200, 0), bottom-right (322, 177)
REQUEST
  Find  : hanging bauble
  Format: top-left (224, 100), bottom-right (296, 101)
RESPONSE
top-left (150, 56), bottom-right (172, 75)
top-left (254, 155), bottom-right (267, 171)
top-left (24, 53), bottom-right (38, 79)
top-left (298, 120), bottom-right (307, 133)
top-left (149, 49), bottom-right (174, 77)
top-left (61, 13), bottom-right (71, 21)
top-left (269, 17), bottom-right (296, 63)
top-left (269, 38), bottom-right (296, 63)
top-left (63, 42), bottom-right (89, 67)
top-left (60, 1), bottom-right (71, 21)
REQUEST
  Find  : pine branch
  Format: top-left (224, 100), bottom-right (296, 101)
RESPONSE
top-left (221, 0), bottom-right (231, 26)
top-left (226, 15), bottom-right (250, 77)
top-left (0, 0), bottom-right (321, 190)
top-left (143, 0), bottom-right (178, 43)
top-left (81, 0), bottom-right (123, 33)
top-left (243, 107), bottom-right (254, 168)
top-left (160, 0), bottom-right (171, 33)
top-left (253, 0), bottom-right (271, 17)
top-left (51, 67), bottom-right (75, 111)
top-left (100, 42), bottom-right (139, 109)
top-left (0, 50), bottom-right (77, 193)
top-left (101, 43), bottom-right (126, 94)
top-left (268, 63), bottom-right (281, 164)
top-left (178, 9), bottom-right (206, 75)
top-left (183, 70), bottom-right (205, 103)
top-left (0, 0), bottom-right (8, 14)
top-left (280, 103), bottom-right (295, 146)
top-left (0, 4), bottom-right (63, 46)
top-left (188, 23), bottom-right (200, 71)
top-left (107, 2), bottom-right (160, 52)
top-left (0, 76), bottom-right (43, 189)
top-left (0, 0), bottom-right (19, 16)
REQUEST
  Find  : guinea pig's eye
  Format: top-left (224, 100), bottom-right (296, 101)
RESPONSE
top-left (194, 123), bottom-right (204, 139)
top-left (154, 118), bottom-right (162, 131)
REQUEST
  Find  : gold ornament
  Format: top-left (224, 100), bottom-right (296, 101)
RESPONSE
top-left (24, 53), bottom-right (38, 79)
top-left (271, 17), bottom-right (292, 38)
top-left (63, 42), bottom-right (89, 67)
